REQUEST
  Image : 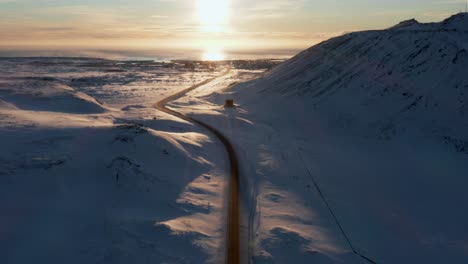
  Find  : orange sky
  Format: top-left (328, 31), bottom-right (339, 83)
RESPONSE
top-left (0, 0), bottom-right (463, 58)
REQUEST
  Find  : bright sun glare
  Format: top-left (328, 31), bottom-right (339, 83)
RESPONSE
top-left (198, 0), bottom-right (229, 31)
top-left (198, 0), bottom-right (229, 61)
top-left (202, 50), bottom-right (226, 61)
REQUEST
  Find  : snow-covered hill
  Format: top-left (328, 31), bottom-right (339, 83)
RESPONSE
top-left (239, 13), bottom-right (468, 145)
top-left (180, 13), bottom-right (468, 264)
top-left (0, 78), bottom-right (110, 114)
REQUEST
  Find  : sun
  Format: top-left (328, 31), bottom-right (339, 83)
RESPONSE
top-left (202, 50), bottom-right (226, 61)
top-left (197, 0), bottom-right (229, 60)
top-left (198, 0), bottom-right (229, 32)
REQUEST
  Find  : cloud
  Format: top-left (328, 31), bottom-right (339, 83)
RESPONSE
top-left (0, 0), bottom-right (412, 52)
top-left (246, 0), bottom-right (306, 12)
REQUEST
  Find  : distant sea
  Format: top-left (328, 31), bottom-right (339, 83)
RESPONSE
top-left (0, 48), bottom-right (300, 61)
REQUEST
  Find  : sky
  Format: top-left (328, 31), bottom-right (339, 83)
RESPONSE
top-left (0, 0), bottom-right (466, 59)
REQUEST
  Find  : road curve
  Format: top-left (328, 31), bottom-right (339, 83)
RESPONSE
top-left (154, 67), bottom-right (240, 264)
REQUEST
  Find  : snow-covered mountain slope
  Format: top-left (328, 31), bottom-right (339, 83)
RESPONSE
top-left (179, 14), bottom-right (468, 264)
top-left (240, 13), bottom-right (468, 144)
top-left (390, 12), bottom-right (468, 30)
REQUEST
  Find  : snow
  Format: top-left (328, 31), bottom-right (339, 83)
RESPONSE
top-left (171, 13), bottom-right (468, 264)
top-left (2, 13), bottom-right (467, 264)
top-left (0, 78), bottom-right (111, 114)
top-left (389, 18), bottom-right (421, 30)
top-left (173, 71), bottom-right (364, 264)
top-left (388, 13), bottom-right (468, 31)
top-left (0, 58), bottom-right (236, 264)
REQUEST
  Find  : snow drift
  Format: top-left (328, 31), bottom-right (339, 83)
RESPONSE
top-left (0, 77), bottom-right (109, 114)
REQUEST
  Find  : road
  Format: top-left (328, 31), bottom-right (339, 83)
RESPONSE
top-left (154, 67), bottom-right (240, 264)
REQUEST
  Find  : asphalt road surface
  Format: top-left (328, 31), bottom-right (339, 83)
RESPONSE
top-left (154, 67), bottom-right (240, 264)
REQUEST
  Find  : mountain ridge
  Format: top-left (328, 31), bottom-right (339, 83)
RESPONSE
top-left (233, 13), bottom-right (468, 144)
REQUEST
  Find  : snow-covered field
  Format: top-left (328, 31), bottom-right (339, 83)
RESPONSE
top-left (2, 13), bottom-right (468, 264)
top-left (0, 58), bottom-right (276, 264)
top-left (172, 13), bottom-right (468, 264)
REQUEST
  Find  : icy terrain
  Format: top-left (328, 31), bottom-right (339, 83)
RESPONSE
top-left (2, 13), bottom-right (468, 264)
top-left (172, 13), bottom-right (468, 263)
top-left (0, 58), bottom-right (275, 264)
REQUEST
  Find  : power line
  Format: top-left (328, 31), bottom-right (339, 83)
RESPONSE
top-left (297, 148), bottom-right (377, 264)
